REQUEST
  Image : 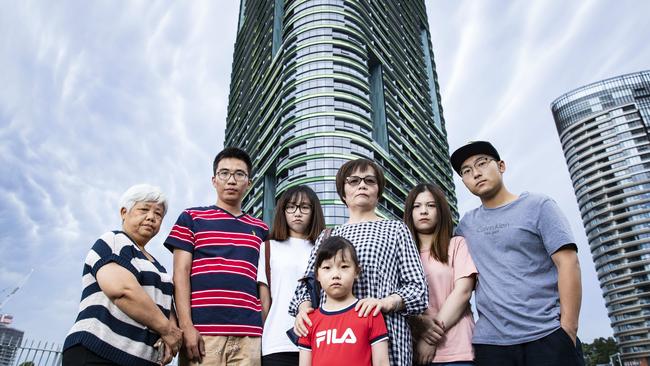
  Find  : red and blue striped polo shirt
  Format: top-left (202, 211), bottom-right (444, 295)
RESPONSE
top-left (164, 206), bottom-right (268, 336)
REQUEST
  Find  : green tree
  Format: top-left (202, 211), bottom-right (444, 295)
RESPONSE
top-left (582, 337), bottom-right (618, 366)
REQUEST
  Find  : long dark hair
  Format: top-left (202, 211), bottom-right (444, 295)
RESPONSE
top-left (403, 183), bottom-right (454, 264)
top-left (269, 185), bottom-right (325, 243)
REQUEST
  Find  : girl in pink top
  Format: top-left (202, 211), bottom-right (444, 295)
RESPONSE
top-left (404, 183), bottom-right (477, 366)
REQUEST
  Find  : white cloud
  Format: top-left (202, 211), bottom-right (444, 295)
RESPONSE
top-left (437, 1), bottom-right (482, 107)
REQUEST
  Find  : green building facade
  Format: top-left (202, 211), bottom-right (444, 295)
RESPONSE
top-left (226, 0), bottom-right (457, 224)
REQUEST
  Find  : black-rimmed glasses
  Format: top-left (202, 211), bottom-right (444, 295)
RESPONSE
top-left (216, 170), bottom-right (249, 182)
top-left (285, 203), bottom-right (312, 214)
top-left (345, 175), bottom-right (378, 186)
top-left (460, 157), bottom-right (496, 178)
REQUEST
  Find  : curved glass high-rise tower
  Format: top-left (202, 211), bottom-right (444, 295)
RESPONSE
top-left (551, 71), bottom-right (650, 363)
top-left (226, 0), bottom-right (456, 225)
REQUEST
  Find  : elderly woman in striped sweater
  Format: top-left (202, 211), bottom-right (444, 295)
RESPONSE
top-left (63, 184), bottom-right (182, 366)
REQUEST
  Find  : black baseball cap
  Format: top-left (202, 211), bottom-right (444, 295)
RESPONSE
top-left (449, 141), bottom-right (501, 175)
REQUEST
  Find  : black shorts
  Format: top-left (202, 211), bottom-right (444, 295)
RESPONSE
top-left (474, 328), bottom-right (585, 366)
top-left (62, 345), bottom-right (119, 366)
top-left (262, 352), bottom-right (299, 366)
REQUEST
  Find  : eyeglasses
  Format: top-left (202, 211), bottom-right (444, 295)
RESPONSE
top-left (345, 175), bottom-right (378, 186)
top-left (460, 157), bottom-right (496, 178)
top-left (216, 170), bottom-right (249, 182)
top-left (285, 203), bottom-right (312, 214)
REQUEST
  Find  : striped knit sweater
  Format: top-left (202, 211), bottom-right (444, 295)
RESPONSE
top-left (64, 231), bottom-right (173, 366)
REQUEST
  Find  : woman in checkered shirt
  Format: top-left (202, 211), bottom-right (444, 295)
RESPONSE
top-left (289, 158), bottom-right (432, 365)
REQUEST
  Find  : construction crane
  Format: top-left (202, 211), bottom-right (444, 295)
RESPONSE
top-left (0, 269), bottom-right (33, 325)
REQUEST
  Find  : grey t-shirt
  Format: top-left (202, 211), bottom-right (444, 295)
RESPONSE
top-left (456, 192), bottom-right (576, 345)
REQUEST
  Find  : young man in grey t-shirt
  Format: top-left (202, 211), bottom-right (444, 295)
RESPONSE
top-left (449, 141), bottom-right (584, 366)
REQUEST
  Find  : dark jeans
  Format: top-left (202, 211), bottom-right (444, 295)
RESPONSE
top-left (262, 352), bottom-right (299, 366)
top-left (474, 328), bottom-right (585, 366)
top-left (62, 345), bottom-right (119, 366)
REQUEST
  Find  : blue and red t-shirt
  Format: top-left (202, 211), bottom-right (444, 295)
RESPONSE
top-left (164, 206), bottom-right (268, 336)
top-left (298, 301), bottom-right (388, 366)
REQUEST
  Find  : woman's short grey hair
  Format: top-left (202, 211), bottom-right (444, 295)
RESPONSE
top-left (119, 184), bottom-right (168, 216)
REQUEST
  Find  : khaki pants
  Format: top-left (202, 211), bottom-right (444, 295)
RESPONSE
top-left (179, 336), bottom-right (261, 366)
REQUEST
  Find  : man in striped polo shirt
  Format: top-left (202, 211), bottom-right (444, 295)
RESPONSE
top-left (165, 147), bottom-right (269, 366)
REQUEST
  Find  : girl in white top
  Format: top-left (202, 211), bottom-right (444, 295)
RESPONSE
top-left (258, 185), bottom-right (326, 366)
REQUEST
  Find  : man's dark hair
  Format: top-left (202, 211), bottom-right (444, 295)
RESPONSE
top-left (213, 147), bottom-right (253, 176)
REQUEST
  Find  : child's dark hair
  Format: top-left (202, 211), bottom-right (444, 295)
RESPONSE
top-left (213, 147), bottom-right (253, 176)
top-left (314, 236), bottom-right (360, 274)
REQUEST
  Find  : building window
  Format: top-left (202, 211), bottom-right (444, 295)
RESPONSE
top-left (272, 0), bottom-right (285, 56)
top-left (263, 164), bottom-right (277, 225)
top-left (420, 26), bottom-right (442, 130)
top-left (369, 53), bottom-right (388, 150)
top-left (238, 0), bottom-right (247, 32)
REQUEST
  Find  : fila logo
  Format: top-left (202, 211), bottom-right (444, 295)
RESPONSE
top-left (315, 328), bottom-right (357, 348)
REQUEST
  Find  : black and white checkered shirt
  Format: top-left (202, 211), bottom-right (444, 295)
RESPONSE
top-left (289, 220), bottom-right (428, 365)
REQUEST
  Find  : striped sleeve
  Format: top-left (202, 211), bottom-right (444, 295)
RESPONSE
top-left (164, 210), bottom-right (195, 253)
top-left (89, 232), bottom-right (138, 277)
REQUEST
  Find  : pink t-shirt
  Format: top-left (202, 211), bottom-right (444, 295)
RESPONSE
top-left (420, 236), bottom-right (477, 363)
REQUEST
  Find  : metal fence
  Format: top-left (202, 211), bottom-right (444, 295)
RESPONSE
top-left (0, 337), bottom-right (185, 366)
top-left (0, 337), bottom-right (61, 366)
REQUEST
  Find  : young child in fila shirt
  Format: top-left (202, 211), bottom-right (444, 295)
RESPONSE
top-left (297, 236), bottom-right (389, 366)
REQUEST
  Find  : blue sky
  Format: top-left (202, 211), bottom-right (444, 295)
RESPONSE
top-left (0, 1), bottom-right (649, 344)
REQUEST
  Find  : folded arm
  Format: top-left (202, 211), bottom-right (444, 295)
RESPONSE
top-left (96, 263), bottom-right (182, 352)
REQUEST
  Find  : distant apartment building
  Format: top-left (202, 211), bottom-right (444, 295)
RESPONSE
top-left (551, 71), bottom-right (650, 364)
top-left (0, 325), bottom-right (24, 366)
top-left (225, 0), bottom-right (457, 224)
